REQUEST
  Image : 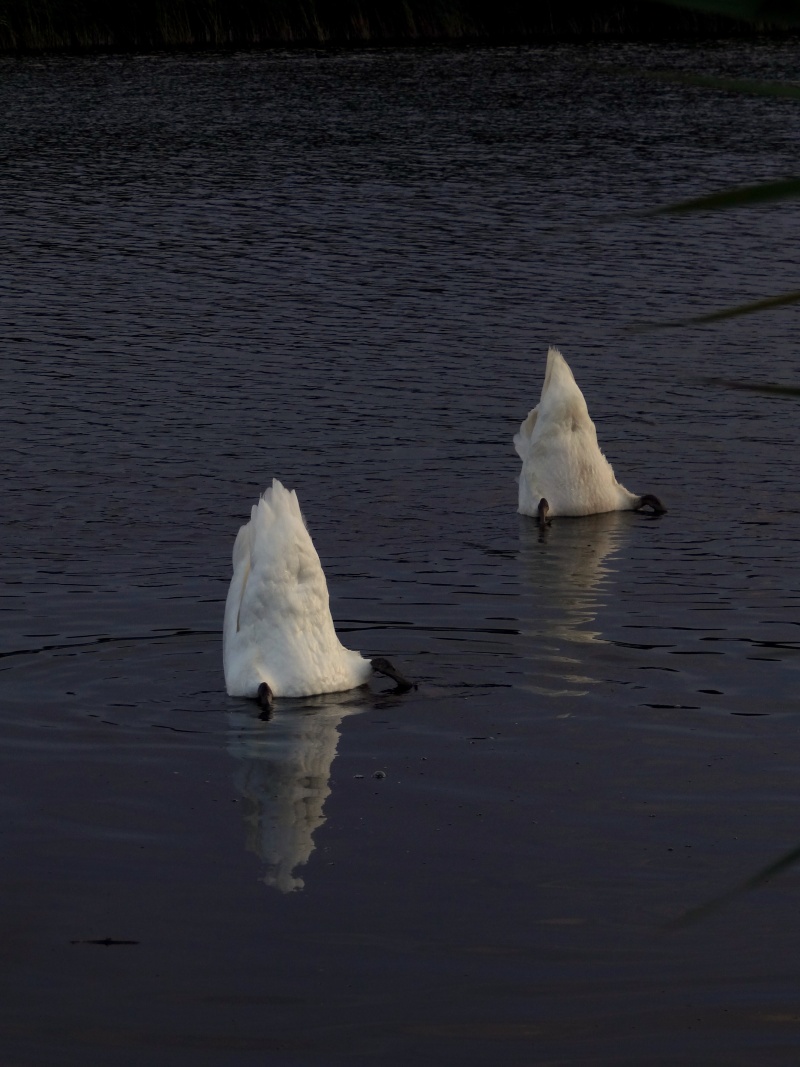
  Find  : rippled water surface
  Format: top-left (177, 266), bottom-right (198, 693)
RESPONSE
top-left (2, 42), bottom-right (800, 1065)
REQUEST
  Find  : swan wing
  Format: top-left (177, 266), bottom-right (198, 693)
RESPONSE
top-left (223, 521), bottom-right (252, 681)
top-left (513, 403), bottom-right (539, 462)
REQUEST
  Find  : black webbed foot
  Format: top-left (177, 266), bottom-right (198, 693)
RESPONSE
top-left (370, 657), bottom-right (415, 694)
top-left (636, 494), bottom-right (667, 515)
top-left (537, 498), bottom-right (551, 525)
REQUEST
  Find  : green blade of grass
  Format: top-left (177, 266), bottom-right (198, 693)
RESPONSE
top-left (651, 177), bottom-right (800, 215)
top-left (706, 378), bottom-right (800, 396)
top-left (633, 288), bottom-right (800, 330)
top-left (666, 843), bottom-right (800, 930)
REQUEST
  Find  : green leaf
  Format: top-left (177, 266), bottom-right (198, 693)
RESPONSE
top-left (666, 843), bottom-right (800, 929)
top-left (651, 177), bottom-right (800, 215)
top-left (707, 378), bottom-right (800, 397)
top-left (633, 288), bottom-right (800, 330)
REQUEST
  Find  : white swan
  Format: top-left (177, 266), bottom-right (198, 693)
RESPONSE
top-left (514, 347), bottom-right (665, 521)
top-left (223, 479), bottom-right (412, 704)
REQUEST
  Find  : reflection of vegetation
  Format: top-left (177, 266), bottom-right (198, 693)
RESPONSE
top-left (0, 0), bottom-right (775, 49)
top-left (662, 0), bottom-right (800, 25)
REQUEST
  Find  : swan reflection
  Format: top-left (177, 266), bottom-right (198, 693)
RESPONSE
top-left (518, 511), bottom-right (628, 695)
top-left (226, 690), bottom-right (367, 893)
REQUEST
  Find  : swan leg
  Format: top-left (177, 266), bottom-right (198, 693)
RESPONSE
top-left (635, 494), bottom-right (667, 515)
top-left (537, 498), bottom-right (551, 525)
top-left (257, 681), bottom-right (274, 709)
top-left (370, 657), bottom-right (415, 693)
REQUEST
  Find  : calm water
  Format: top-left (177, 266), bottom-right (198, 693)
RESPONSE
top-left (2, 42), bottom-right (800, 1066)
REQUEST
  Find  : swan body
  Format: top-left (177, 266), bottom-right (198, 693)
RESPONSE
top-left (514, 348), bottom-right (665, 519)
top-left (223, 480), bottom-right (374, 699)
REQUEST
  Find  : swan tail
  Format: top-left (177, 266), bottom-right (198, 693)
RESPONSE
top-left (515, 347), bottom-right (579, 461)
top-left (542, 346), bottom-right (581, 400)
top-left (224, 480), bottom-right (309, 693)
top-left (242, 480), bottom-right (330, 639)
top-left (227, 481), bottom-right (301, 638)
top-left (259, 478), bottom-right (305, 522)
top-left (538, 347), bottom-right (593, 429)
top-left (249, 479), bottom-right (317, 573)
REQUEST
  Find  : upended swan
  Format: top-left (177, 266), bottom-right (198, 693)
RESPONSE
top-left (514, 347), bottom-right (666, 521)
top-left (223, 480), bottom-right (412, 705)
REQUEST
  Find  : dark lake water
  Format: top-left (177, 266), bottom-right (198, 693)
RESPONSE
top-left (2, 41), bottom-right (800, 1065)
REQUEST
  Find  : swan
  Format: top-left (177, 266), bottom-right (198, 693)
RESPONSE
top-left (514, 347), bottom-right (666, 522)
top-left (223, 479), bottom-right (413, 705)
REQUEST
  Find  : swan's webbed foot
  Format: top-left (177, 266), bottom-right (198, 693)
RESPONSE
top-left (537, 498), bottom-right (551, 525)
top-left (370, 657), bottom-right (415, 694)
top-left (636, 494), bottom-right (667, 515)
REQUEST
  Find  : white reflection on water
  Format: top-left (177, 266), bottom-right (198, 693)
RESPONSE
top-left (517, 512), bottom-right (629, 695)
top-left (226, 691), bottom-right (367, 893)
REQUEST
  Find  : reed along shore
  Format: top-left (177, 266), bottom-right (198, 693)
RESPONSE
top-left (0, 0), bottom-right (767, 51)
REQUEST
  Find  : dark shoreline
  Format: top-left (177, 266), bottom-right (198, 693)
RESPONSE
top-left (0, 0), bottom-right (784, 54)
